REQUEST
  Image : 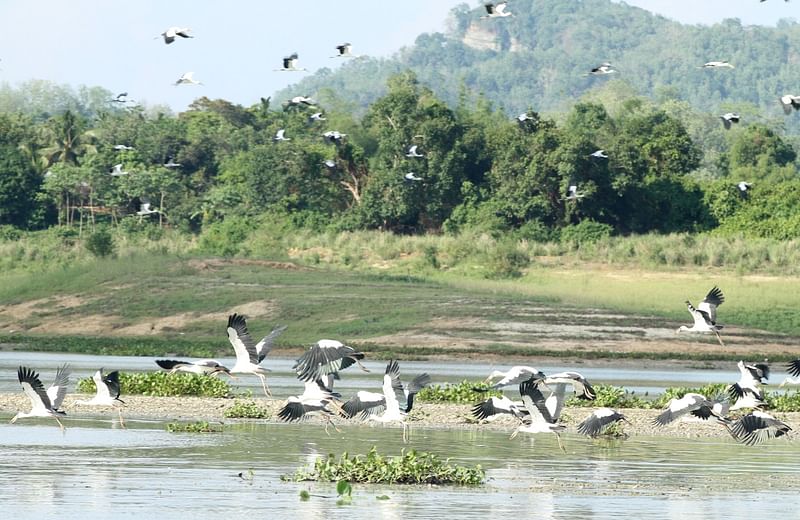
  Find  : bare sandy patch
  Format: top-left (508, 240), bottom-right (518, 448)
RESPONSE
top-left (0, 295), bottom-right (88, 321)
top-left (188, 258), bottom-right (303, 271)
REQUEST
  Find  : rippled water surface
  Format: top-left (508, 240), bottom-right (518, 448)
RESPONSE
top-left (1, 418), bottom-right (797, 520)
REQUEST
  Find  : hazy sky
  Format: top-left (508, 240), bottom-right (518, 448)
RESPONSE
top-left (0, 1), bottom-right (795, 111)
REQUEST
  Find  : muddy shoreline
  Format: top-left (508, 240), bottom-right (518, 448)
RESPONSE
top-left (1, 392), bottom-right (796, 440)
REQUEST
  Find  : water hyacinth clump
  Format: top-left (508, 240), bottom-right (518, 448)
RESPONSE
top-left (166, 421), bottom-right (221, 433)
top-left (223, 399), bottom-right (270, 419)
top-left (76, 371), bottom-right (230, 397)
top-left (417, 380), bottom-right (502, 404)
top-left (286, 447), bottom-right (485, 485)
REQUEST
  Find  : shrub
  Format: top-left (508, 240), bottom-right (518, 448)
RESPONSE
top-left (560, 220), bottom-right (613, 245)
top-left (652, 383), bottom-right (729, 408)
top-left (223, 399), bottom-right (270, 418)
top-left (285, 447), bottom-right (485, 485)
top-left (198, 216), bottom-right (253, 257)
top-left (84, 227), bottom-right (116, 258)
top-left (485, 241), bottom-right (529, 278)
top-left (567, 384), bottom-right (653, 409)
top-left (77, 371), bottom-right (230, 397)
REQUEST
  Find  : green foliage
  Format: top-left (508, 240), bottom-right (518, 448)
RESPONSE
top-left (567, 384), bottom-right (653, 409)
top-left (299, 490), bottom-right (311, 501)
top-left (166, 421), bottom-right (221, 433)
top-left (336, 480), bottom-right (353, 506)
top-left (223, 399), bottom-right (270, 419)
top-left (763, 389), bottom-right (800, 413)
top-left (418, 380), bottom-right (502, 404)
top-left (652, 383), bottom-right (729, 408)
top-left (198, 216), bottom-right (254, 257)
top-left (286, 447), bottom-right (485, 485)
top-left (84, 227), bottom-right (116, 258)
top-left (76, 371), bottom-right (230, 397)
top-left (485, 240), bottom-right (530, 278)
top-left (560, 220), bottom-right (613, 245)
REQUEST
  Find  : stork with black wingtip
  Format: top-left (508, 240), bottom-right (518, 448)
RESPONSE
top-left (11, 365), bottom-right (70, 432)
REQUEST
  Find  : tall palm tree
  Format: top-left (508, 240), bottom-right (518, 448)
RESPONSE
top-left (40, 110), bottom-right (97, 166)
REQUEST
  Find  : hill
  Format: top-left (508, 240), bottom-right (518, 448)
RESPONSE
top-left (275, 0), bottom-right (800, 120)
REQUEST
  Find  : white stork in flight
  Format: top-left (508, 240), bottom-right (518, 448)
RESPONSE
top-left (677, 286), bottom-right (725, 346)
top-left (226, 313), bottom-right (287, 396)
top-left (341, 360), bottom-right (430, 441)
top-left (277, 381), bottom-right (343, 434)
top-left (726, 411), bottom-right (791, 446)
top-left (73, 369), bottom-right (127, 427)
top-left (155, 359), bottom-right (232, 377)
top-left (482, 2), bottom-right (514, 18)
top-left (293, 339), bottom-right (368, 383)
top-left (11, 365), bottom-right (70, 431)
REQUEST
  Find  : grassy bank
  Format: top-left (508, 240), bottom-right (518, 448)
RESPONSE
top-left (0, 227), bottom-right (798, 361)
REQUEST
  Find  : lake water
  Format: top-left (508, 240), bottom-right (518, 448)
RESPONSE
top-left (0, 418), bottom-right (796, 520)
top-left (0, 351), bottom-right (766, 398)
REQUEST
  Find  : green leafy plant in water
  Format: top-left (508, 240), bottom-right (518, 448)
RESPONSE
top-left (77, 371), bottom-right (230, 397)
top-left (284, 446), bottom-right (485, 485)
top-left (299, 490), bottom-right (310, 501)
top-left (166, 421), bottom-right (221, 433)
top-left (417, 380), bottom-right (501, 404)
top-left (336, 480), bottom-right (353, 506)
top-left (567, 384), bottom-right (653, 409)
top-left (223, 399), bottom-right (270, 419)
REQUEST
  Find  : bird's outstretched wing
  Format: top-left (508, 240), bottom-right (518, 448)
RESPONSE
top-left (155, 359), bottom-right (190, 370)
top-left (383, 360), bottom-right (405, 416)
top-left (47, 364), bottom-right (71, 409)
top-left (256, 324), bottom-right (287, 363)
top-left (698, 286), bottom-right (724, 324)
top-left (519, 378), bottom-right (556, 425)
top-left (227, 313), bottom-right (259, 365)
top-left (341, 391), bottom-right (386, 419)
top-left (104, 370), bottom-right (122, 400)
top-left (577, 408), bottom-right (626, 437)
top-left (18, 366), bottom-right (52, 412)
top-left (293, 340), bottom-right (365, 382)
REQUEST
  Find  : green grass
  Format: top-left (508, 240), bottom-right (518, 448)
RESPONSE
top-left (285, 447), bottom-right (485, 485)
top-left (223, 400), bottom-right (270, 419)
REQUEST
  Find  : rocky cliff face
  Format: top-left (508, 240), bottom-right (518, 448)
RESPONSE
top-left (462, 22), bottom-right (525, 52)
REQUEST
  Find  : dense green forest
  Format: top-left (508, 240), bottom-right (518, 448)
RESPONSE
top-left (277, 0), bottom-right (800, 123)
top-left (0, 68), bottom-right (799, 243)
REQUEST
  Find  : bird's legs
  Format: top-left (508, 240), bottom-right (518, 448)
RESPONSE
top-left (117, 408), bottom-right (126, 429)
top-left (554, 432), bottom-right (566, 453)
top-left (54, 416), bottom-right (65, 433)
top-left (257, 374), bottom-right (271, 397)
top-left (324, 416), bottom-right (341, 435)
top-left (356, 360), bottom-right (370, 373)
top-left (510, 425), bottom-right (521, 440)
top-left (714, 330), bottom-right (725, 348)
top-left (401, 421), bottom-right (409, 443)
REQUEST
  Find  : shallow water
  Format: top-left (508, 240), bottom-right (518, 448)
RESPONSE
top-left (0, 418), bottom-right (797, 519)
top-left (0, 351), bottom-right (769, 398)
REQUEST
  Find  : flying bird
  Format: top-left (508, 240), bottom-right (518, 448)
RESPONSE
top-left (226, 313), bottom-right (287, 396)
top-left (780, 359), bottom-right (800, 386)
top-left (482, 2), bottom-right (514, 18)
top-left (322, 130), bottom-right (347, 143)
top-left (341, 360), bottom-right (430, 441)
top-left (587, 63), bottom-right (617, 76)
top-left (163, 158), bottom-right (182, 168)
top-left (174, 72), bottom-right (202, 86)
top-left (577, 408), bottom-right (629, 437)
top-left (590, 149), bottom-right (608, 159)
top-left (728, 360), bottom-right (769, 410)
top-left (564, 184), bottom-right (585, 201)
top-left (155, 359), bottom-right (232, 377)
top-left (737, 181), bottom-right (752, 194)
top-left (510, 378), bottom-right (567, 451)
top-left (322, 159), bottom-right (337, 169)
top-left (471, 395), bottom-right (526, 422)
top-left (404, 172), bottom-right (422, 182)
top-left (482, 366), bottom-right (547, 390)
top-left (700, 61), bottom-right (734, 69)
top-left (273, 129), bottom-right (291, 142)
top-left (286, 95), bottom-right (316, 107)
top-left (726, 411), bottom-right (791, 446)
top-left (652, 393), bottom-right (725, 426)
top-left (72, 369), bottom-right (126, 427)
top-left (720, 113), bottom-right (740, 129)
top-left (277, 381), bottom-right (342, 434)
top-left (158, 26), bottom-right (193, 44)
top-left (308, 112), bottom-right (326, 123)
top-left (780, 94), bottom-right (800, 114)
top-left (111, 92), bottom-right (129, 103)
top-left (11, 365), bottom-right (70, 431)
top-left (113, 144), bottom-right (134, 151)
top-left (677, 286), bottom-right (725, 346)
top-left (332, 43), bottom-right (360, 58)
top-left (136, 202), bottom-right (159, 215)
top-left (405, 145), bottom-right (425, 158)
top-left (293, 339), bottom-right (367, 383)
top-left (109, 163), bottom-right (129, 176)
top-left (276, 53), bottom-right (307, 72)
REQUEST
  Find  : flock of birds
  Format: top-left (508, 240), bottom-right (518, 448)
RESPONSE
top-left (8, 287), bottom-right (799, 447)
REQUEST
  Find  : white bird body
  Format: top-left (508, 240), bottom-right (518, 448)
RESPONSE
top-left (781, 359), bottom-right (800, 387)
top-left (588, 63), bottom-right (617, 75)
top-left (277, 53), bottom-right (307, 72)
top-left (11, 365), bottom-right (70, 431)
top-left (288, 95), bottom-right (316, 106)
top-left (485, 366), bottom-right (546, 389)
top-left (653, 392), bottom-right (722, 426)
top-left (728, 360), bottom-right (768, 410)
top-left (322, 130), bottom-right (347, 143)
top-left (404, 172), bottom-right (422, 181)
top-left (113, 144), bottom-right (134, 151)
top-left (577, 408), bottom-right (628, 437)
top-left (677, 286), bottom-right (725, 346)
top-left (273, 129), bottom-right (291, 141)
top-left (110, 163), bottom-right (129, 176)
top-left (159, 26), bottom-right (193, 44)
top-left (511, 379), bottom-right (567, 450)
top-left (780, 94), bottom-right (800, 114)
top-left (308, 112), bottom-right (326, 122)
top-left (720, 113), bottom-right (740, 129)
top-left (472, 395), bottom-right (526, 422)
top-left (737, 181), bottom-right (752, 193)
top-left (278, 381), bottom-right (341, 433)
top-left (564, 184), bottom-right (585, 200)
top-left (293, 339), bottom-right (367, 383)
top-left (73, 369), bottom-right (125, 420)
top-left (136, 202), bottom-right (159, 215)
top-left (226, 313), bottom-right (286, 396)
top-left (727, 410), bottom-right (791, 446)
top-left (482, 2), bottom-right (514, 18)
top-left (174, 71), bottom-right (202, 86)
top-left (155, 358), bottom-right (231, 376)
top-left (701, 61), bottom-right (734, 69)
top-left (590, 149), bottom-right (608, 159)
top-left (406, 145), bottom-right (424, 158)
top-left (332, 43), bottom-right (359, 58)
top-left (164, 159), bottom-right (182, 168)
